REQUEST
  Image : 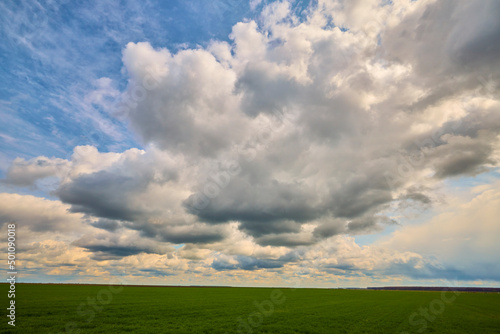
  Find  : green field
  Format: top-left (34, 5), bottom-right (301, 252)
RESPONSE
top-left (2, 284), bottom-right (500, 333)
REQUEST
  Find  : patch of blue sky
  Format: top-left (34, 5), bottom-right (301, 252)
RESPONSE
top-left (0, 178), bottom-right (61, 201)
top-left (354, 223), bottom-right (400, 247)
top-left (289, 0), bottom-right (316, 19)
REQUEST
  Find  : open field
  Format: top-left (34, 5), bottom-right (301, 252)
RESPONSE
top-left (2, 284), bottom-right (500, 333)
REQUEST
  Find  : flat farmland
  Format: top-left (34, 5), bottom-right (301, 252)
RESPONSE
top-left (2, 284), bottom-right (500, 333)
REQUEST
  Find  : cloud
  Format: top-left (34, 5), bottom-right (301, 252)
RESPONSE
top-left (49, 1), bottom-right (499, 249)
top-left (0, 193), bottom-right (85, 233)
top-left (249, 0), bottom-right (263, 11)
top-left (254, 231), bottom-right (316, 247)
top-left (153, 223), bottom-right (229, 244)
top-left (212, 255), bottom-right (286, 271)
top-left (3, 156), bottom-right (70, 187)
top-left (313, 218), bottom-right (346, 239)
top-left (121, 41), bottom-right (247, 157)
top-left (184, 177), bottom-right (322, 225)
top-left (90, 218), bottom-right (122, 232)
top-left (71, 230), bottom-right (174, 260)
top-left (56, 146), bottom-right (179, 221)
top-left (430, 134), bottom-right (495, 178)
top-left (381, 182), bottom-right (500, 280)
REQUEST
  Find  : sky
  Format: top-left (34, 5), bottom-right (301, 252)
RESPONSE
top-left (0, 0), bottom-right (499, 288)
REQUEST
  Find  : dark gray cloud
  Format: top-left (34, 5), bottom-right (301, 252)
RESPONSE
top-left (400, 192), bottom-right (431, 205)
top-left (347, 214), bottom-right (397, 234)
top-left (77, 245), bottom-right (156, 260)
top-left (398, 108), bottom-right (500, 183)
top-left (239, 220), bottom-right (302, 238)
top-left (313, 219), bottom-right (346, 239)
top-left (298, 95), bottom-right (366, 145)
top-left (90, 218), bottom-right (122, 232)
top-left (71, 232), bottom-right (173, 260)
top-left (236, 63), bottom-right (299, 117)
top-left (328, 174), bottom-right (393, 219)
top-left (57, 170), bottom-right (150, 221)
top-left (446, 1), bottom-right (500, 70)
top-left (383, 0), bottom-right (500, 75)
top-left (56, 148), bottom-right (179, 223)
top-left (254, 233), bottom-right (316, 247)
top-left (157, 225), bottom-right (227, 244)
top-left (432, 138), bottom-right (494, 179)
top-left (445, 109), bottom-right (500, 140)
top-left (184, 176), bottom-right (322, 224)
top-left (118, 220), bottom-right (228, 244)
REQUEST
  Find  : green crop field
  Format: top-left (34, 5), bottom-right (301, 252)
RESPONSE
top-left (2, 284), bottom-right (500, 333)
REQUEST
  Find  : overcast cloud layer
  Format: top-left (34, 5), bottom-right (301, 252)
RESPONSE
top-left (1, 0), bottom-right (500, 287)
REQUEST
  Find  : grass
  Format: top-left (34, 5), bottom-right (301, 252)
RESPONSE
top-left (2, 284), bottom-right (500, 333)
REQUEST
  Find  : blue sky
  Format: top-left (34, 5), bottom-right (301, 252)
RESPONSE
top-left (1, 0), bottom-right (500, 287)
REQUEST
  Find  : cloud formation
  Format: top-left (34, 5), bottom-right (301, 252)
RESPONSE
top-left (2, 0), bottom-right (500, 285)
